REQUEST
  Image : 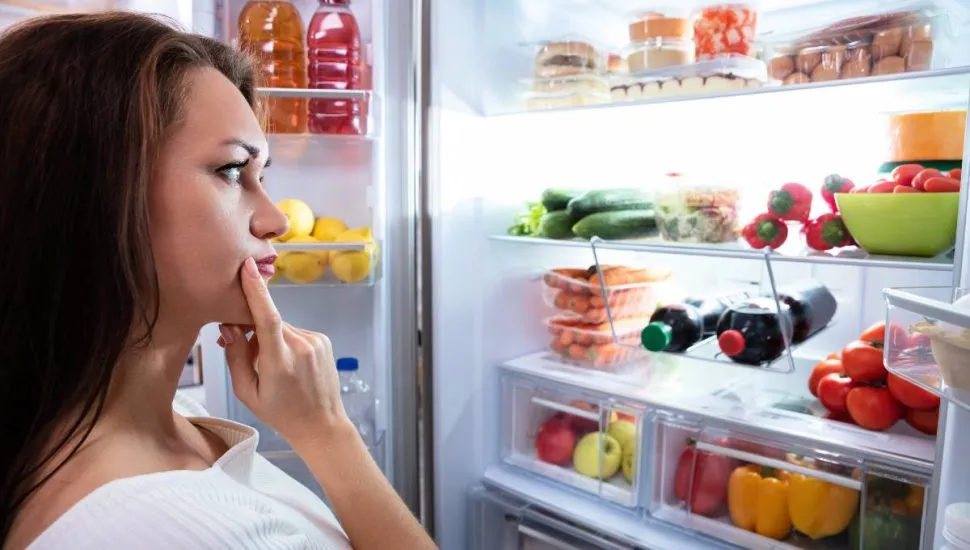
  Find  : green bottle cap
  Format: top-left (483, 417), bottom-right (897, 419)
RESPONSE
top-left (641, 322), bottom-right (672, 352)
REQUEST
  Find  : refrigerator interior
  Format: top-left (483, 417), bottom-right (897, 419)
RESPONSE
top-left (428, 0), bottom-right (970, 547)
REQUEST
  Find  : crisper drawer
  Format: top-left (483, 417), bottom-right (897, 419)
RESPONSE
top-left (468, 486), bottom-right (638, 550)
top-left (501, 373), bottom-right (647, 507)
top-left (649, 414), bottom-right (929, 550)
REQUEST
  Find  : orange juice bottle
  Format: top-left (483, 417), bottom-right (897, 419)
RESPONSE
top-left (238, 1), bottom-right (308, 134)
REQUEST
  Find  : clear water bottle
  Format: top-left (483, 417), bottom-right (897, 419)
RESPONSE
top-left (336, 357), bottom-right (374, 446)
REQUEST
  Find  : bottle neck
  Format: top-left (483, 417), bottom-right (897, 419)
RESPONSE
top-left (318, 0), bottom-right (351, 6)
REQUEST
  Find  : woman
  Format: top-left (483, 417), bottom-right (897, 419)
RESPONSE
top-left (0, 12), bottom-right (436, 550)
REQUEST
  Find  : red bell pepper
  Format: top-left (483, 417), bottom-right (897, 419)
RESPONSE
top-left (803, 213), bottom-right (852, 251)
top-left (820, 174), bottom-right (854, 212)
top-left (767, 182), bottom-right (813, 222)
top-left (742, 213), bottom-right (788, 250)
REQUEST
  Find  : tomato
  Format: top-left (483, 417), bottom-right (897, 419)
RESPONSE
top-left (949, 168), bottom-right (963, 181)
top-left (809, 358), bottom-right (844, 397)
top-left (842, 340), bottom-right (887, 383)
top-left (818, 373), bottom-right (856, 414)
top-left (906, 407), bottom-right (939, 436)
top-left (887, 372), bottom-right (941, 410)
top-left (894, 185), bottom-right (919, 193)
top-left (858, 321), bottom-right (909, 349)
top-left (825, 351), bottom-right (842, 360)
top-left (868, 180), bottom-right (897, 193)
top-left (824, 410), bottom-right (855, 424)
top-left (912, 168), bottom-right (942, 191)
top-left (891, 164), bottom-right (924, 187)
top-left (673, 442), bottom-right (733, 517)
top-left (846, 386), bottom-right (904, 431)
top-left (850, 185), bottom-right (870, 193)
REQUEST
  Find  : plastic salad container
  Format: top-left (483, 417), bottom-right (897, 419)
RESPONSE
top-left (546, 316), bottom-right (647, 369)
top-left (625, 39), bottom-right (695, 72)
top-left (656, 182), bottom-right (742, 243)
top-left (693, 3), bottom-right (759, 60)
top-left (911, 294), bottom-right (970, 390)
top-left (542, 266), bottom-right (670, 324)
top-left (761, 2), bottom-right (950, 85)
top-left (610, 55), bottom-right (766, 102)
top-left (629, 6), bottom-right (692, 41)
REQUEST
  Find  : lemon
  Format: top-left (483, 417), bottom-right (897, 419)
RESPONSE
top-left (276, 199), bottom-right (315, 242)
top-left (330, 251), bottom-right (372, 284)
top-left (277, 236), bottom-right (328, 284)
top-left (311, 217), bottom-right (348, 242)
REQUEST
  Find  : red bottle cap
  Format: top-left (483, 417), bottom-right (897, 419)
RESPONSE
top-left (718, 330), bottom-right (746, 356)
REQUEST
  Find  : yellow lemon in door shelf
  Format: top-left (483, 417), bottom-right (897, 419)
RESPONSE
top-left (275, 199), bottom-right (315, 242)
top-left (311, 217), bottom-right (348, 242)
top-left (276, 236), bottom-right (328, 284)
top-left (330, 227), bottom-right (376, 284)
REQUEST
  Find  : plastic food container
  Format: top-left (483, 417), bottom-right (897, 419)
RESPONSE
top-left (625, 39), bottom-right (695, 72)
top-left (693, 3), bottom-right (759, 60)
top-left (912, 320), bottom-right (970, 390)
top-left (523, 74), bottom-right (611, 111)
top-left (886, 110), bottom-right (967, 163)
top-left (629, 7), bottom-right (692, 41)
top-left (533, 39), bottom-right (606, 79)
top-left (763, 7), bottom-right (940, 85)
top-left (546, 316), bottom-right (647, 369)
top-left (656, 185), bottom-right (741, 243)
top-left (542, 266), bottom-right (670, 323)
top-left (610, 55), bottom-right (766, 102)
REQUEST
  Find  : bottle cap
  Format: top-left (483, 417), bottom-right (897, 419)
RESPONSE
top-left (336, 357), bottom-right (359, 371)
top-left (717, 330), bottom-right (746, 356)
top-left (641, 322), bottom-right (673, 352)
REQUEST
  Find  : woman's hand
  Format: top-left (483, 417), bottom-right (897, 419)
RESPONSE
top-left (218, 257), bottom-right (352, 450)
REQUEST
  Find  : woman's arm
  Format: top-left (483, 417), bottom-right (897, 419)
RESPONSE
top-left (220, 258), bottom-right (437, 550)
top-left (295, 422), bottom-right (436, 550)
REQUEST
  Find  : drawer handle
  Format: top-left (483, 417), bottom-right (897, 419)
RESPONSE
top-left (531, 397), bottom-right (600, 421)
top-left (517, 524), bottom-right (584, 550)
top-left (694, 440), bottom-right (862, 491)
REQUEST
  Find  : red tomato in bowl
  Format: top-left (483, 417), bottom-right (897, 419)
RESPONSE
top-left (809, 358), bottom-right (844, 397)
top-left (887, 372), bottom-right (941, 410)
top-left (846, 387), bottom-right (904, 431)
top-left (842, 340), bottom-right (887, 383)
top-left (818, 373), bottom-right (856, 414)
top-left (906, 407), bottom-right (939, 435)
top-left (858, 321), bottom-right (909, 349)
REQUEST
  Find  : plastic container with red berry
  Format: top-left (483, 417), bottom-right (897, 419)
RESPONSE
top-left (692, 3), bottom-right (759, 60)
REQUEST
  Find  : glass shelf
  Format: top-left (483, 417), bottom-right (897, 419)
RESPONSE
top-left (255, 87), bottom-right (370, 100)
top-left (269, 240), bottom-right (379, 287)
top-left (883, 287), bottom-right (970, 412)
top-left (490, 235), bottom-right (955, 271)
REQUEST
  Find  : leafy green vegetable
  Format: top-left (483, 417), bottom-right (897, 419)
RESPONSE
top-left (507, 202), bottom-right (546, 236)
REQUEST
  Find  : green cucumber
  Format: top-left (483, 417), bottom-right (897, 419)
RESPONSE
top-left (536, 210), bottom-right (575, 239)
top-left (572, 210), bottom-right (658, 240)
top-left (541, 188), bottom-right (587, 212)
top-left (566, 189), bottom-right (654, 219)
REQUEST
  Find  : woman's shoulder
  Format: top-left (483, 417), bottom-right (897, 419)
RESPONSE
top-left (28, 467), bottom-right (347, 550)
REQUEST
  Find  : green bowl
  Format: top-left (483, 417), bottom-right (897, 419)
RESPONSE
top-left (835, 192), bottom-right (959, 257)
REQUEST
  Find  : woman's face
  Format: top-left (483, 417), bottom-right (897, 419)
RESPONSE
top-left (150, 68), bottom-right (287, 329)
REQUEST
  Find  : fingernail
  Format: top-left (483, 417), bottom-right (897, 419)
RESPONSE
top-left (244, 257), bottom-right (260, 279)
top-left (219, 324), bottom-right (235, 345)
top-left (217, 337), bottom-right (225, 348)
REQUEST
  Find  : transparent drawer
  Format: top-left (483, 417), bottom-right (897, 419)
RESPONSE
top-left (649, 414), bottom-right (930, 549)
top-left (883, 286), bottom-right (970, 413)
top-left (501, 374), bottom-right (646, 507)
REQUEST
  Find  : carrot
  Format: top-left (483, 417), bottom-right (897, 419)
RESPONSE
top-left (923, 176), bottom-right (961, 193)
top-left (949, 168), bottom-right (963, 181)
top-left (893, 185), bottom-right (919, 193)
top-left (549, 338), bottom-right (567, 353)
top-left (558, 330), bottom-right (575, 347)
top-left (544, 269), bottom-right (587, 290)
top-left (868, 180), bottom-right (897, 193)
top-left (850, 186), bottom-right (869, 193)
top-left (589, 343), bottom-right (626, 367)
top-left (553, 291), bottom-right (571, 310)
top-left (568, 344), bottom-right (588, 360)
top-left (566, 294), bottom-right (590, 313)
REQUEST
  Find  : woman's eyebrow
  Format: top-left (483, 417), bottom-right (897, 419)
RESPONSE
top-left (222, 138), bottom-right (271, 167)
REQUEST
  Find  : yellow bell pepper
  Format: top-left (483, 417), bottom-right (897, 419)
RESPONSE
top-left (728, 465), bottom-right (792, 540)
top-left (787, 472), bottom-right (859, 539)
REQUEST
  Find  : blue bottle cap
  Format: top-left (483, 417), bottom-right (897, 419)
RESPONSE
top-left (336, 357), bottom-right (359, 371)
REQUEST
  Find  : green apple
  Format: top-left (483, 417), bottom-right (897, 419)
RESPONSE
top-left (573, 432), bottom-right (621, 479)
top-left (607, 419), bottom-right (636, 454)
top-left (621, 444), bottom-right (636, 484)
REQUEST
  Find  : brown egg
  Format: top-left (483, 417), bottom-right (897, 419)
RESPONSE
top-left (906, 39), bottom-right (934, 71)
top-left (783, 72), bottom-right (811, 85)
top-left (872, 27), bottom-right (903, 60)
top-left (768, 55), bottom-right (795, 81)
top-left (820, 45), bottom-right (847, 72)
top-left (796, 49), bottom-right (822, 74)
top-left (811, 64), bottom-right (840, 82)
top-left (841, 56), bottom-right (871, 79)
top-left (873, 56), bottom-right (906, 76)
top-left (901, 24), bottom-right (932, 57)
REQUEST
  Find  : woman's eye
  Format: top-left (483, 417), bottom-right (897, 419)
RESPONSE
top-left (216, 161), bottom-right (248, 185)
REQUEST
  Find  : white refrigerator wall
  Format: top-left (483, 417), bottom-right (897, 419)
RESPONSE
top-left (429, 1), bottom-right (954, 549)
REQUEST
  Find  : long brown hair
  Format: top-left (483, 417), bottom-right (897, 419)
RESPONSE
top-left (0, 12), bottom-right (257, 539)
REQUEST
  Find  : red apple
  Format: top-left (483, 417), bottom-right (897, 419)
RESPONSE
top-left (566, 401), bottom-right (602, 434)
top-left (535, 416), bottom-right (576, 465)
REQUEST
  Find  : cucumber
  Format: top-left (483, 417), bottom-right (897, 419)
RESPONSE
top-left (572, 210), bottom-right (658, 240)
top-left (566, 189), bottom-right (654, 219)
top-left (541, 188), bottom-right (587, 212)
top-left (536, 210), bottom-right (575, 239)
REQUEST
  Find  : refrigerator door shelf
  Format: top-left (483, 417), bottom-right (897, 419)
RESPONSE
top-left (469, 485), bottom-right (639, 550)
top-left (498, 358), bottom-right (935, 474)
top-left (650, 416), bottom-right (931, 550)
top-left (269, 240), bottom-right (382, 288)
top-left (884, 286), bottom-right (970, 413)
top-left (501, 372), bottom-right (647, 508)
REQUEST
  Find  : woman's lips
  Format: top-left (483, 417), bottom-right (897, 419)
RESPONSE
top-left (254, 255), bottom-right (277, 277)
